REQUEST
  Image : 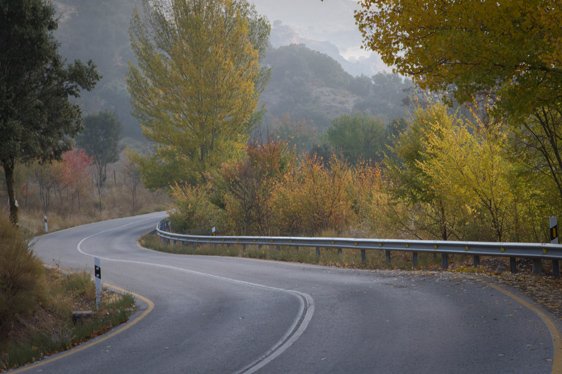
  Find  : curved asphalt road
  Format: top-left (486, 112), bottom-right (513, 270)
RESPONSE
top-left (14, 212), bottom-right (561, 373)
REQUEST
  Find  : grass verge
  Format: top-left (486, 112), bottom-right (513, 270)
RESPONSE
top-left (0, 268), bottom-right (136, 372)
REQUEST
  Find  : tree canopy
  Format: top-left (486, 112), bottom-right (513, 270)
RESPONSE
top-left (77, 110), bottom-right (122, 189)
top-left (0, 0), bottom-right (100, 224)
top-left (355, 0), bottom-right (562, 205)
top-left (355, 0), bottom-right (562, 116)
top-left (127, 0), bottom-right (270, 189)
top-left (325, 113), bottom-right (386, 165)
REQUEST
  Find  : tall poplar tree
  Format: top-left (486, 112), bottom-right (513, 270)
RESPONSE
top-left (127, 0), bottom-right (271, 189)
top-left (0, 0), bottom-right (100, 224)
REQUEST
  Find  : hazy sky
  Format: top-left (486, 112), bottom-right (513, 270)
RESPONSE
top-left (248, 0), bottom-right (370, 60)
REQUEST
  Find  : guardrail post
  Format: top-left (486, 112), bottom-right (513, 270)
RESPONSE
top-left (553, 260), bottom-right (560, 278)
top-left (316, 247), bottom-right (320, 257)
top-left (473, 255), bottom-right (480, 268)
top-left (385, 250), bottom-right (391, 265)
top-left (295, 246), bottom-right (299, 252)
top-left (532, 259), bottom-right (542, 274)
top-left (442, 253), bottom-right (448, 269)
top-left (242, 244), bottom-right (246, 253)
top-left (167, 238), bottom-right (171, 245)
top-left (191, 242), bottom-right (195, 251)
top-left (277, 245), bottom-right (280, 252)
top-left (412, 252), bottom-right (418, 268)
top-left (510, 257), bottom-right (517, 273)
top-left (227, 243), bottom-right (230, 249)
top-left (338, 248), bottom-right (342, 256)
top-left (361, 249), bottom-right (366, 263)
top-left (258, 244), bottom-right (262, 250)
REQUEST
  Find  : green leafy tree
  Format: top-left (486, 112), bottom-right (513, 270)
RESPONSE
top-left (77, 111), bottom-right (122, 190)
top-left (76, 110), bottom-right (122, 212)
top-left (0, 0), bottom-right (100, 224)
top-left (127, 0), bottom-right (270, 189)
top-left (325, 112), bottom-right (386, 165)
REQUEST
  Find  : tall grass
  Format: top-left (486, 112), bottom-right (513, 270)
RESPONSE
top-left (0, 215), bottom-right (46, 339)
top-left (0, 267), bottom-right (136, 371)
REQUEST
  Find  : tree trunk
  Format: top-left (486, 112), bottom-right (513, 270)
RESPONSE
top-left (2, 158), bottom-right (19, 225)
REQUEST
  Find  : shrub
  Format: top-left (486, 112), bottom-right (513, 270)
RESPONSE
top-left (211, 141), bottom-right (294, 235)
top-left (271, 155), bottom-right (356, 236)
top-left (0, 215), bottom-right (46, 338)
top-left (168, 183), bottom-right (222, 235)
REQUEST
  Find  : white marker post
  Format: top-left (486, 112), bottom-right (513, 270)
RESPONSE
top-left (212, 227), bottom-right (216, 236)
top-left (94, 257), bottom-right (102, 308)
top-left (550, 216), bottom-right (558, 244)
top-left (44, 215), bottom-right (48, 233)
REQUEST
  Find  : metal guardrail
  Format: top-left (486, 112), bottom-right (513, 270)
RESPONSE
top-left (156, 220), bottom-right (561, 278)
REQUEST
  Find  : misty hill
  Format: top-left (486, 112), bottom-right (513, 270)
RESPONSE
top-left (261, 44), bottom-right (415, 132)
top-left (270, 20), bottom-right (386, 77)
top-left (53, 0), bottom-right (414, 141)
top-left (54, 0), bottom-right (140, 139)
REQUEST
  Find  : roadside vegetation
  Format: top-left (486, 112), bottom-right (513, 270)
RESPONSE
top-left (0, 215), bottom-right (136, 372)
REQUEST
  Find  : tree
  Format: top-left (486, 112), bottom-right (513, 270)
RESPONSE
top-left (0, 0), bottom-right (100, 224)
top-left (123, 156), bottom-right (141, 213)
top-left (385, 103), bottom-right (466, 240)
top-left (355, 0), bottom-right (562, 204)
top-left (325, 112), bottom-right (386, 165)
top-left (77, 111), bottom-right (122, 189)
top-left (61, 149), bottom-right (93, 212)
top-left (127, 0), bottom-right (270, 189)
top-left (76, 110), bottom-right (122, 212)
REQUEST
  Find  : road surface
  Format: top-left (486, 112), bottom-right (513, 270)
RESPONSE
top-left (16, 212), bottom-right (560, 373)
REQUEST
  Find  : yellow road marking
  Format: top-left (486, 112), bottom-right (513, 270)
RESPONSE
top-left (469, 276), bottom-right (562, 374)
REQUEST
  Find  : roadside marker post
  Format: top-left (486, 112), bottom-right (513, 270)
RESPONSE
top-left (550, 216), bottom-right (558, 244)
top-left (94, 257), bottom-right (101, 308)
top-left (551, 216), bottom-right (560, 278)
top-left (44, 215), bottom-right (48, 233)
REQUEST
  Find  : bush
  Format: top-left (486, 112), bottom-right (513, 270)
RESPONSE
top-left (168, 183), bottom-right (222, 235)
top-left (213, 141), bottom-right (294, 235)
top-left (0, 215), bottom-right (46, 337)
top-left (271, 155), bottom-right (356, 236)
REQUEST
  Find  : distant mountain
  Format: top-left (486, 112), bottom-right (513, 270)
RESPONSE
top-left (269, 21), bottom-right (387, 77)
top-left (52, 0), bottom-right (412, 142)
top-left (261, 44), bottom-right (415, 132)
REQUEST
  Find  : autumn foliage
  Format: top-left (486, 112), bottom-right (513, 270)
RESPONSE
top-left (169, 141), bottom-right (389, 238)
top-left (168, 102), bottom-right (557, 243)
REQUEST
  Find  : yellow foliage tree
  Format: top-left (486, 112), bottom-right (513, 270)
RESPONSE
top-left (355, 0), bottom-right (562, 205)
top-left (127, 0), bottom-right (270, 188)
top-left (385, 102), bottom-right (468, 240)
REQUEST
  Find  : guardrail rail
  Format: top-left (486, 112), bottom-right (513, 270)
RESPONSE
top-left (156, 220), bottom-right (562, 278)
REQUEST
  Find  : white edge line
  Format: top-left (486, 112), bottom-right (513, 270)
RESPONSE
top-left (75, 216), bottom-right (315, 372)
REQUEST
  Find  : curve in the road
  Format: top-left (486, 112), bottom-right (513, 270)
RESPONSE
top-left (13, 214), bottom-right (562, 373)
top-left (471, 276), bottom-right (562, 374)
top-left (75, 218), bottom-right (315, 373)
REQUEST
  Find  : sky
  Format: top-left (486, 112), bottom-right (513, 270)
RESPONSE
top-left (248, 0), bottom-right (372, 61)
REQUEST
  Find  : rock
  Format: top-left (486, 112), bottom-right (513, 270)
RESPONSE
top-left (72, 310), bottom-right (93, 324)
top-left (495, 265), bottom-right (507, 274)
